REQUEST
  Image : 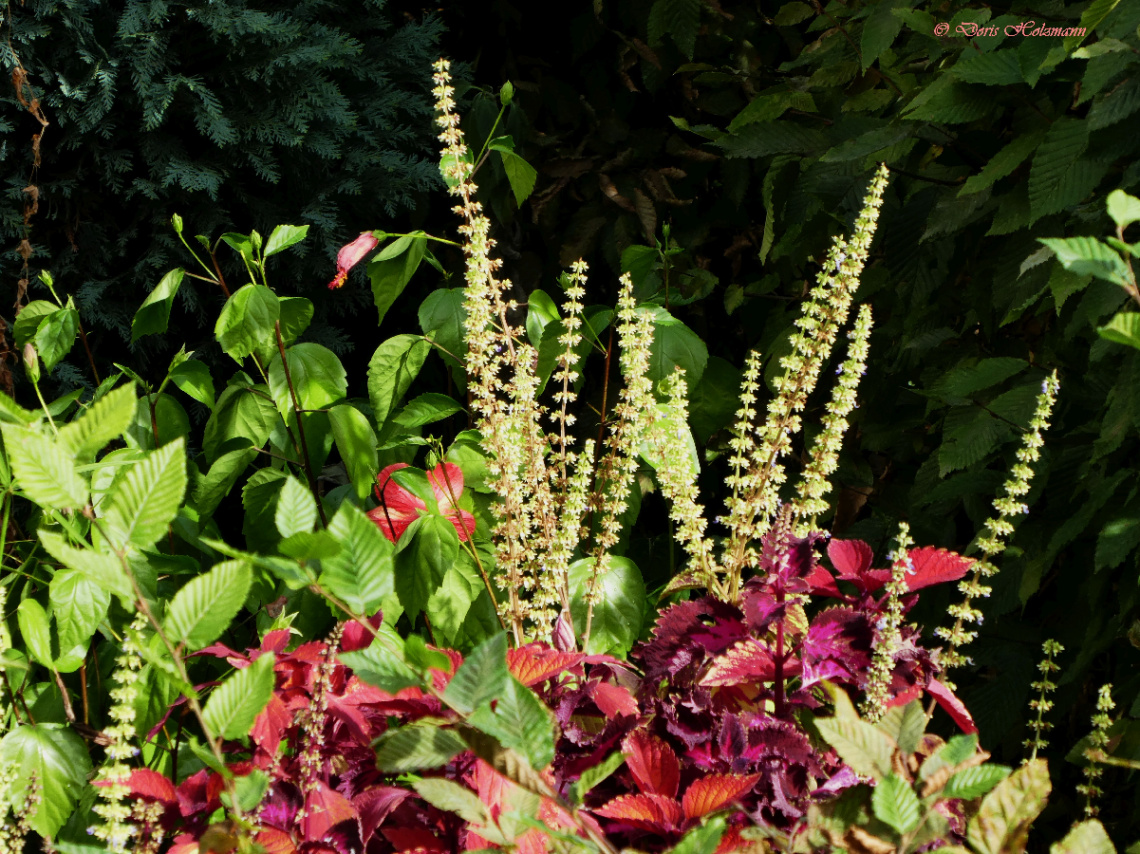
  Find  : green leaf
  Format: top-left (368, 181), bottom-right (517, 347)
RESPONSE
top-left (320, 503), bottom-right (395, 615)
top-left (339, 632), bottom-right (420, 693)
top-left (368, 335), bottom-right (431, 428)
top-left (329, 404), bottom-right (379, 500)
top-left (718, 123), bottom-right (828, 158)
top-left (944, 764), bottom-right (1012, 800)
top-left (168, 359), bottom-right (215, 409)
top-left (223, 769), bottom-right (271, 813)
top-left (953, 50), bottom-right (1023, 86)
top-left (194, 446), bottom-right (258, 518)
top-left (374, 722), bottom-right (467, 772)
top-left (1088, 77), bottom-right (1140, 130)
top-left (104, 438), bottom-right (187, 548)
top-left (278, 530), bottom-right (341, 560)
top-left (17, 599), bottom-right (53, 667)
top-left (960, 131), bottom-right (1044, 196)
top-left (860, 0), bottom-right (907, 71)
top-left (1, 425), bottom-right (89, 509)
top-left (394, 513), bottom-right (458, 621)
top-left (14, 301), bottom-right (59, 348)
top-left (773, 2), bottom-right (812, 26)
top-left (902, 76), bottom-right (991, 124)
top-left (644, 305), bottom-right (708, 392)
top-left (872, 773), bottom-right (922, 835)
top-left (1028, 118), bottom-right (1091, 223)
top-left (426, 564), bottom-right (480, 646)
top-left (38, 530), bottom-right (134, 607)
top-left (165, 560), bottom-right (252, 649)
top-left (132, 268), bottom-right (185, 342)
top-left (1106, 190), bottom-right (1140, 231)
top-left (666, 816), bottom-right (727, 854)
top-left (443, 632), bottom-right (509, 714)
top-left (966, 759), bottom-right (1051, 854)
top-left (1039, 237), bottom-right (1130, 286)
top-left (49, 570), bottom-right (110, 672)
top-left (275, 475), bottom-right (318, 538)
top-left (34, 308), bottom-right (79, 373)
top-left (821, 124), bottom-right (912, 163)
top-left (394, 393), bottom-right (463, 429)
top-left (125, 392), bottom-right (191, 451)
top-left (1051, 820), bottom-right (1115, 854)
top-left (369, 233), bottom-right (427, 326)
top-left (0, 724), bottom-right (92, 837)
top-left (264, 224), bottom-right (309, 257)
top-left (568, 556), bottom-right (645, 657)
top-left (571, 751), bottom-right (626, 803)
top-left (815, 714), bottom-right (895, 782)
top-left (929, 357), bottom-right (1027, 401)
top-left (268, 343), bottom-right (347, 414)
top-left (497, 148), bottom-right (538, 206)
top-left (202, 652), bottom-right (276, 739)
top-left (647, 0), bottom-right (700, 59)
top-left (1099, 311), bottom-right (1140, 354)
top-left (203, 381), bottom-right (275, 463)
top-left (525, 288), bottom-right (560, 346)
top-left (215, 284), bottom-right (280, 363)
top-left (276, 296), bottom-right (315, 350)
top-left (413, 777), bottom-right (488, 825)
top-left (59, 382), bottom-right (136, 459)
top-left (467, 675), bottom-right (556, 770)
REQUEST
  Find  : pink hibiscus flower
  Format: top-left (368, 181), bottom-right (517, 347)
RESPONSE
top-left (327, 232), bottom-right (379, 290)
top-left (366, 462), bottom-right (476, 543)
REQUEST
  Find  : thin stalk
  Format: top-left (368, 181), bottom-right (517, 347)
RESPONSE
top-left (76, 319), bottom-right (100, 385)
top-left (274, 321), bottom-right (327, 527)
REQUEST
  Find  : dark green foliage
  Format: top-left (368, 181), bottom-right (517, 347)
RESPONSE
top-left (0, 0), bottom-right (442, 369)
top-left (435, 0), bottom-right (1140, 841)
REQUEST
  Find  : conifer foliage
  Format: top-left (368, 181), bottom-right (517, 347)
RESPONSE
top-left (0, 0), bottom-right (442, 362)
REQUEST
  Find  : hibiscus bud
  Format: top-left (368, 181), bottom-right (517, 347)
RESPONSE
top-left (553, 611), bottom-right (576, 652)
top-left (328, 231), bottom-right (380, 290)
top-left (22, 343), bottom-right (39, 383)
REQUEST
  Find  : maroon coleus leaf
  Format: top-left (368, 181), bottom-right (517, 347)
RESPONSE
top-left (354, 786), bottom-right (411, 846)
top-left (637, 599), bottom-right (748, 681)
top-left (799, 607), bottom-right (872, 689)
top-left (623, 730), bottom-right (681, 798)
top-left (681, 774), bottom-right (761, 820)
top-left (899, 547), bottom-right (975, 592)
top-left (594, 793), bottom-right (684, 833)
top-left (758, 526), bottom-right (825, 590)
top-left (299, 781), bottom-right (356, 842)
top-left (700, 638), bottom-right (778, 687)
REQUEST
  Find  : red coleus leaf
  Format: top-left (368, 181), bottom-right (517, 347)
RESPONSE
top-left (927, 677), bottom-right (977, 734)
top-left (125, 768), bottom-right (177, 804)
top-left (592, 681), bottom-right (639, 720)
top-left (594, 793), bottom-right (684, 833)
top-left (251, 693), bottom-right (291, 756)
top-left (299, 781), bottom-right (356, 841)
top-left (700, 638), bottom-right (777, 687)
top-left (681, 774), bottom-right (761, 820)
top-left (828, 539), bottom-right (890, 594)
top-left (328, 231), bottom-right (379, 290)
top-left (382, 826), bottom-right (446, 853)
top-left (254, 828), bottom-right (298, 854)
top-left (622, 730), bottom-right (681, 798)
top-left (367, 462), bottom-right (476, 542)
top-left (900, 547), bottom-right (975, 592)
top-left (354, 786), bottom-right (411, 846)
top-left (507, 645), bottom-right (585, 686)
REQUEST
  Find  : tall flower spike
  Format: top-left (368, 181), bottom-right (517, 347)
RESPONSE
top-left (722, 163), bottom-right (889, 597)
top-left (863, 521), bottom-right (914, 722)
top-left (1078, 683), bottom-right (1115, 818)
top-left (91, 613), bottom-right (147, 852)
top-left (936, 370), bottom-right (1060, 681)
top-left (1024, 639), bottom-right (1063, 763)
top-left (793, 303), bottom-right (873, 530)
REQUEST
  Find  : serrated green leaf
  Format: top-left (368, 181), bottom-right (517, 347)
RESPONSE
top-left (860, 0), bottom-right (907, 71)
top-left (264, 224), bottom-right (309, 257)
top-left (443, 632), bottom-right (508, 715)
top-left (1051, 819), bottom-right (1115, 854)
top-left (2, 425), bottom-right (88, 509)
top-left (1039, 237), bottom-right (1130, 286)
top-left (0, 724), bottom-right (92, 838)
top-left (644, 305), bottom-right (708, 392)
top-left (215, 284), bottom-right (280, 363)
top-left (647, 0), bottom-right (700, 58)
top-left (967, 759), bottom-right (1050, 854)
top-left (202, 652), bottom-right (275, 739)
top-left (320, 503), bottom-right (395, 614)
top-left (165, 559), bottom-right (252, 649)
top-left (903, 75), bottom-right (991, 123)
top-left (953, 50), bottom-right (1022, 86)
top-left (368, 335), bottom-right (431, 428)
top-left (467, 675), bottom-right (556, 771)
top-left (1028, 119), bottom-right (1090, 222)
top-left (339, 631), bottom-right (420, 693)
top-left (572, 751), bottom-right (626, 804)
top-left (1099, 312), bottom-right (1140, 351)
top-left (944, 764), bottom-right (1012, 800)
top-left (960, 131), bottom-right (1044, 196)
top-left (275, 475), bottom-right (317, 538)
top-left (395, 514), bottom-right (458, 622)
top-left (50, 569), bottom-right (110, 672)
top-left (814, 715), bottom-right (895, 781)
top-left (872, 773), bottom-right (922, 835)
top-left (13, 301), bottom-right (58, 349)
top-left (203, 381), bottom-right (275, 464)
top-left (413, 777), bottom-right (488, 825)
top-left (59, 383), bottom-right (137, 459)
top-left (773, 2), bottom-right (812, 26)
top-left (105, 438), bottom-right (186, 548)
top-left (34, 308), bottom-right (79, 373)
top-left (132, 268), bottom-right (185, 342)
top-left (1088, 78), bottom-right (1140, 130)
top-left (718, 122), bottom-right (828, 158)
top-left (374, 722), bottom-right (467, 772)
top-left (17, 599), bottom-right (53, 667)
top-left (37, 530), bottom-right (134, 606)
top-left (194, 446), bottom-right (257, 518)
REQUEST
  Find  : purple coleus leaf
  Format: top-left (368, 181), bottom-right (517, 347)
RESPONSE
top-left (800, 607), bottom-right (872, 689)
top-left (637, 598), bottom-right (748, 682)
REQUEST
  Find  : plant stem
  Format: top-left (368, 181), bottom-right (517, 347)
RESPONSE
top-left (274, 321), bottom-right (327, 526)
top-left (76, 319), bottom-right (100, 385)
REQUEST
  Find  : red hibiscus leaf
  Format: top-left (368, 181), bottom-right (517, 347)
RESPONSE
top-left (594, 793), bottom-right (684, 832)
top-left (927, 678), bottom-right (977, 734)
top-left (827, 539), bottom-right (873, 578)
top-left (126, 768), bottom-right (177, 804)
top-left (622, 730), bottom-right (681, 798)
top-left (507, 646), bottom-right (585, 686)
top-left (300, 781), bottom-right (356, 841)
top-left (592, 681), bottom-right (639, 719)
top-left (700, 638), bottom-right (776, 687)
top-left (254, 828), bottom-right (299, 854)
top-left (902, 547), bottom-right (975, 592)
top-left (681, 774), bottom-right (760, 820)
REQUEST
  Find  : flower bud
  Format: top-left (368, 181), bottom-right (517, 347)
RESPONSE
top-left (22, 343), bottom-right (40, 383)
